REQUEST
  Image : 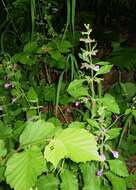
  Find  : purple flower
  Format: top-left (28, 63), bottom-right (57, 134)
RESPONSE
top-left (74, 101), bottom-right (81, 108)
top-left (4, 83), bottom-right (14, 89)
top-left (111, 150), bottom-right (119, 158)
top-left (99, 153), bottom-right (106, 161)
top-left (95, 65), bottom-right (100, 71)
top-left (97, 169), bottom-right (103, 176)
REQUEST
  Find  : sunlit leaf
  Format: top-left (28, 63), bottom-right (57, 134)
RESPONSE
top-left (5, 147), bottom-right (45, 190)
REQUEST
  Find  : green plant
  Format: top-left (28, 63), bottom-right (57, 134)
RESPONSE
top-left (0, 1), bottom-right (136, 185)
top-left (66, 24), bottom-right (136, 189)
top-left (107, 43), bottom-right (136, 70)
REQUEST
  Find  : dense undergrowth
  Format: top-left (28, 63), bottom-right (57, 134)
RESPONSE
top-left (0, 0), bottom-right (136, 190)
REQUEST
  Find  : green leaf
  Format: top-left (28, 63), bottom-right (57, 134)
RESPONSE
top-left (108, 160), bottom-right (129, 177)
top-left (0, 165), bottom-right (5, 182)
top-left (67, 79), bottom-right (89, 98)
top-left (44, 139), bottom-right (68, 168)
top-left (0, 140), bottom-right (7, 157)
top-left (44, 128), bottom-right (99, 167)
top-left (0, 123), bottom-right (12, 139)
top-left (36, 174), bottom-right (59, 190)
top-left (95, 65), bottom-right (113, 76)
top-left (57, 40), bottom-right (72, 53)
top-left (23, 41), bottom-right (39, 54)
top-left (49, 51), bottom-right (62, 61)
top-left (132, 109), bottom-right (136, 117)
top-left (60, 169), bottom-right (78, 190)
top-left (69, 121), bottom-right (85, 128)
top-left (87, 119), bottom-right (100, 129)
top-left (43, 85), bottom-right (56, 103)
top-left (20, 120), bottom-right (55, 147)
top-left (47, 117), bottom-right (62, 128)
top-left (125, 175), bottom-right (136, 189)
top-left (26, 110), bottom-right (37, 120)
top-left (27, 87), bottom-right (38, 102)
top-left (125, 108), bottom-right (132, 115)
top-left (80, 163), bottom-right (100, 190)
top-left (12, 53), bottom-right (35, 65)
top-left (100, 94), bottom-right (120, 114)
top-left (106, 128), bottom-right (122, 140)
top-left (5, 147), bottom-right (45, 190)
top-left (96, 61), bottom-right (110, 65)
top-left (58, 128), bottom-right (99, 162)
top-left (105, 171), bottom-right (127, 190)
top-left (120, 82), bottom-right (136, 98)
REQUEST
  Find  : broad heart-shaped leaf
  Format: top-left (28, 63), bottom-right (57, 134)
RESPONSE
top-left (67, 79), bottom-right (89, 98)
top-left (5, 147), bottom-right (45, 190)
top-left (100, 94), bottom-right (120, 114)
top-left (108, 160), bottom-right (129, 177)
top-left (60, 169), bottom-right (78, 190)
top-left (80, 162), bottom-right (101, 190)
top-left (58, 128), bottom-right (99, 162)
top-left (20, 120), bottom-right (55, 147)
top-left (95, 65), bottom-right (113, 76)
top-left (36, 174), bottom-right (59, 190)
top-left (105, 171), bottom-right (127, 190)
top-left (44, 128), bottom-right (99, 167)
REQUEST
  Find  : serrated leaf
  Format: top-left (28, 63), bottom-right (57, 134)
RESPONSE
top-left (20, 120), bottom-right (55, 147)
top-left (120, 82), bottom-right (136, 98)
top-left (108, 160), bottom-right (129, 177)
top-left (100, 94), bottom-right (120, 114)
top-left (87, 119), bottom-right (100, 129)
top-left (49, 51), bottom-right (62, 61)
top-left (0, 140), bottom-right (7, 157)
top-left (105, 171), bottom-right (127, 190)
top-left (27, 87), bottom-right (38, 102)
top-left (58, 128), bottom-right (99, 162)
top-left (60, 169), bottom-right (78, 190)
top-left (95, 65), bottom-right (113, 76)
top-left (106, 128), bottom-right (122, 140)
top-left (11, 53), bottom-right (35, 65)
top-left (57, 40), bottom-right (72, 53)
top-left (125, 175), bottom-right (136, 189)
top-left (67, 79), bottom-right (89, 98)
top-left (23, 41), bottom-right (39, 53)
top-left (43, 84), bottom-right (56, 103)
top-left (0, 123), bottom-right (12, 139)
top-left (44, 128), bottom-right (99, 167)
top-left (44, 139), bottom-right (68, 168)
top-left (36, 174), bottom-right (59, 190)
top-left (5, 147), bottom-right (45, 190)
top-left (80, 163), bottom-right (101, 190)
